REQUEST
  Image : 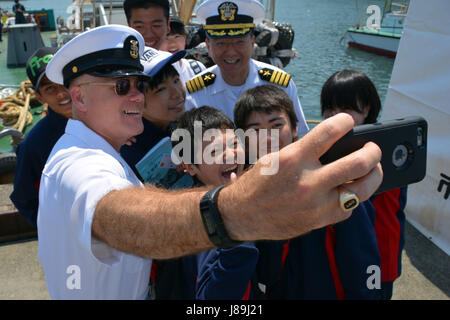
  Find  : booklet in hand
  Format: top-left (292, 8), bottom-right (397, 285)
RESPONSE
top-left (136, 137), bottom-right (194, 190)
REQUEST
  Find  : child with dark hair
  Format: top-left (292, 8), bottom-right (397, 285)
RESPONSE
top-left (233, 85), bottom-right (299, 299)
top-left (234, 84), bottom-right (298, 165)
top-left (321, 69), bottom-right (381, 124)
top-left (10, 47), bottom-right (72, 227)
top-left (321, 69), bottom-right (407, 299)
top-left (234, 83), bottom-right (382, 300)
top-left (170, 106), bottom-right (263, 300)
top-left (123, 0), bottom-right (170, 49)
top-left (161, 18), bottom-right (207, 83)
top-left (120, 50), bottom-right (186, 177)
top-left (144, 106), bottom-right (252, 299)
top-left (173, 106), bottom-right (245, 186)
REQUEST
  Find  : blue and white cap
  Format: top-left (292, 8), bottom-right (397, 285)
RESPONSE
top-left (196, 0), bottom-right (265, 38)
top-left (46, 24), bottom-right (149, 87)
top-left (140, 47), bottom-right (186, 77)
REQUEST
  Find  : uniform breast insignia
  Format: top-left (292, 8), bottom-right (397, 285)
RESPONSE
top-left (188, 60), bottom-right (203, 75)
top-left (258, 68), bottom-right (291, 87)
top-left (186, 72), bottom-right (216, 94)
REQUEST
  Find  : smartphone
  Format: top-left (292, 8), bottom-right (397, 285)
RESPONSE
top-left (319, 116), bottom-right (427, 194)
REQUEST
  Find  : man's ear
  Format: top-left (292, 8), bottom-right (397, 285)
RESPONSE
top-left (205, 37), bottom-right (211, 53)
top-left (70, 85), bottom-right (87, 112)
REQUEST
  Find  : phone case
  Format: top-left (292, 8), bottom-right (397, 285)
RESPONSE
top-left (320, 116), bottom-right (427, 194)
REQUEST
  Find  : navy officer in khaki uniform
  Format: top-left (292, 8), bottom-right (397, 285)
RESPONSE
top-left (184, 0), bottom-right (309, 134)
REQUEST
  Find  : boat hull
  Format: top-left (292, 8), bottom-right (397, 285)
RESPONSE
top-left (346, 28), bottom-right (400, 58)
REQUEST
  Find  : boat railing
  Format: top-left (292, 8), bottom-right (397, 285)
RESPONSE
top-left (0, 127), bottom-right (23, 141)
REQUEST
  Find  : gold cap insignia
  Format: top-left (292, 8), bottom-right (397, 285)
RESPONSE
top-left (130, 40), bottom-right (139, 59)
top-left (218, 2), bottom-right (238, 22)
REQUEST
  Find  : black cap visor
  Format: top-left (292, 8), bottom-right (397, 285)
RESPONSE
top-left (62, 45), bottom-right (145, 87)
top-left (87, 67), bottom-right (151, 80)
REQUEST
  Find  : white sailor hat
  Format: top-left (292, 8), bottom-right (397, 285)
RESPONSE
top-left (140, 47), bottom-right (186, 77)
top-left (46, 24), bottom-right (149, 87)
top-left (196, 0), bottom-right (265, 38)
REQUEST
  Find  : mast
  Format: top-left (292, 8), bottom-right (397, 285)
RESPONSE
top-left (264, 0), bottom-right (275, 21)
top-left (179, 0), bottom-right (197, 25)
top-left (383, 0), bottom-right (392, 16)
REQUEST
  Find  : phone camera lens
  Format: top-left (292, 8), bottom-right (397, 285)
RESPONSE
top-left (392, 144), bottom-right (409, 168)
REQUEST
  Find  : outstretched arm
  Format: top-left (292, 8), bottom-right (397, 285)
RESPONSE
top-left (93, 113), bottom-right (383, 260)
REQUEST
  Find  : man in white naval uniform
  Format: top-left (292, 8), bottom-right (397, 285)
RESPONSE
top-left (184, 0), bottom-right (309, 135)
top-left (36, 13), bottom-right (384, 301)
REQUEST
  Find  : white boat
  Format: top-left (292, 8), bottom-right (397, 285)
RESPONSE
top-left (382, 0), bottom-right (450, 255)
top-left (345, 1), bottom-right (409, 57)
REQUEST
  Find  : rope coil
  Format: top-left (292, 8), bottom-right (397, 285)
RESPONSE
top-left (0, 80), bottom-right (36, 130)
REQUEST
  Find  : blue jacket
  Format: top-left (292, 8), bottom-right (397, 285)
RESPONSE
top-left (10, 108), bottom-right (68, 226)
top-left (196, 243), bottom-right (259, 300)
top-left (196, 238), bottom-right (291, 299)
top-left (281, 200), bottom-right (382, 300)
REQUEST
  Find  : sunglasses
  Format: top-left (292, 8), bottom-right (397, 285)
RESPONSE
top-left (78, 78), bottom-right (148, 96)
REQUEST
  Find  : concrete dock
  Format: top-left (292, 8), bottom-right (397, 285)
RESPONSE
top-left (0, 176), bottom-right (448, 300)
top-left (0, 220), bottom-right (448, 300)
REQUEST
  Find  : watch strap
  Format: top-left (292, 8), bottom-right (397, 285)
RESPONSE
top-left (200, 185), bottom-right (242, 248)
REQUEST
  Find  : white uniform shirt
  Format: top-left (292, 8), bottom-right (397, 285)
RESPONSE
top-left (37, 119), bottom-right (152, 300)
top-left (185, 59), bottom-right (309, 134)
top-left (174, 58), bottom-right (207, 84)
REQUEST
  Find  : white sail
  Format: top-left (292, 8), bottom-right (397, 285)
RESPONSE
top-left (382, 0), bottom-right (450, 255)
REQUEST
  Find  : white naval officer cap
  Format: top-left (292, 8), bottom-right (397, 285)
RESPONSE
top-left (140, 47), bottom-right (186, 77)
top-left (46, 24), bottom-right (149, 87)
top-left (196, 0), bottom-right (265, 38)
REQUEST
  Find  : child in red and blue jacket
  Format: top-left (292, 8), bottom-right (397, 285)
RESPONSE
top-left (319, 69), bottom-right (407, 299)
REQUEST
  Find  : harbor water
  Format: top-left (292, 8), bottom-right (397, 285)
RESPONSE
top-left (1, 0), bottom-right (394, 121)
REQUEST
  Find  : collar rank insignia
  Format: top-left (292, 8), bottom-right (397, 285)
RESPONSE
top-left (258, 68), bottom-right (291, 88)
top-left (186, 72), bottom-right (216, 94)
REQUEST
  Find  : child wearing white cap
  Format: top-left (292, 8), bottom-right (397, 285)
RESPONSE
top-left (121, 48), bottom-right (187, 177)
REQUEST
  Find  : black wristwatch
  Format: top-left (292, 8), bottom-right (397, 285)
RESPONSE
top-left (200, 185), bottom-right (242, 248)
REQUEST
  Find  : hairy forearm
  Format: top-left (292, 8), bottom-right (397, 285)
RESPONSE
top-left (93, 185), bottom-right (213, 259)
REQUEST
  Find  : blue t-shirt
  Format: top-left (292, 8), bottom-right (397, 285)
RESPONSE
top-left (10, 108), bottom-right (68, 226)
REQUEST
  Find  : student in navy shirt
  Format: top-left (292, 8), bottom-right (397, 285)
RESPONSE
top-left (263, 71), bottom-right (383, 300)
top-left (233, 85), bottom-right (299, 299)
top-left (120, 49), bottom-right (186, 177)
top-left (234, 84), bottom-right (381, 300)
top-left (142, 106), bottom-right (249, 299)
top-left (321, 69), bottom-right (406, 299)
top-left (121, 49), bottom-right (194, 299)
top-left (171, 106), bottom-right (250, 299)
top-left (10, 47), bottom-right (72, 227)
top-left (185, 85), bottom-right (300, 300)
